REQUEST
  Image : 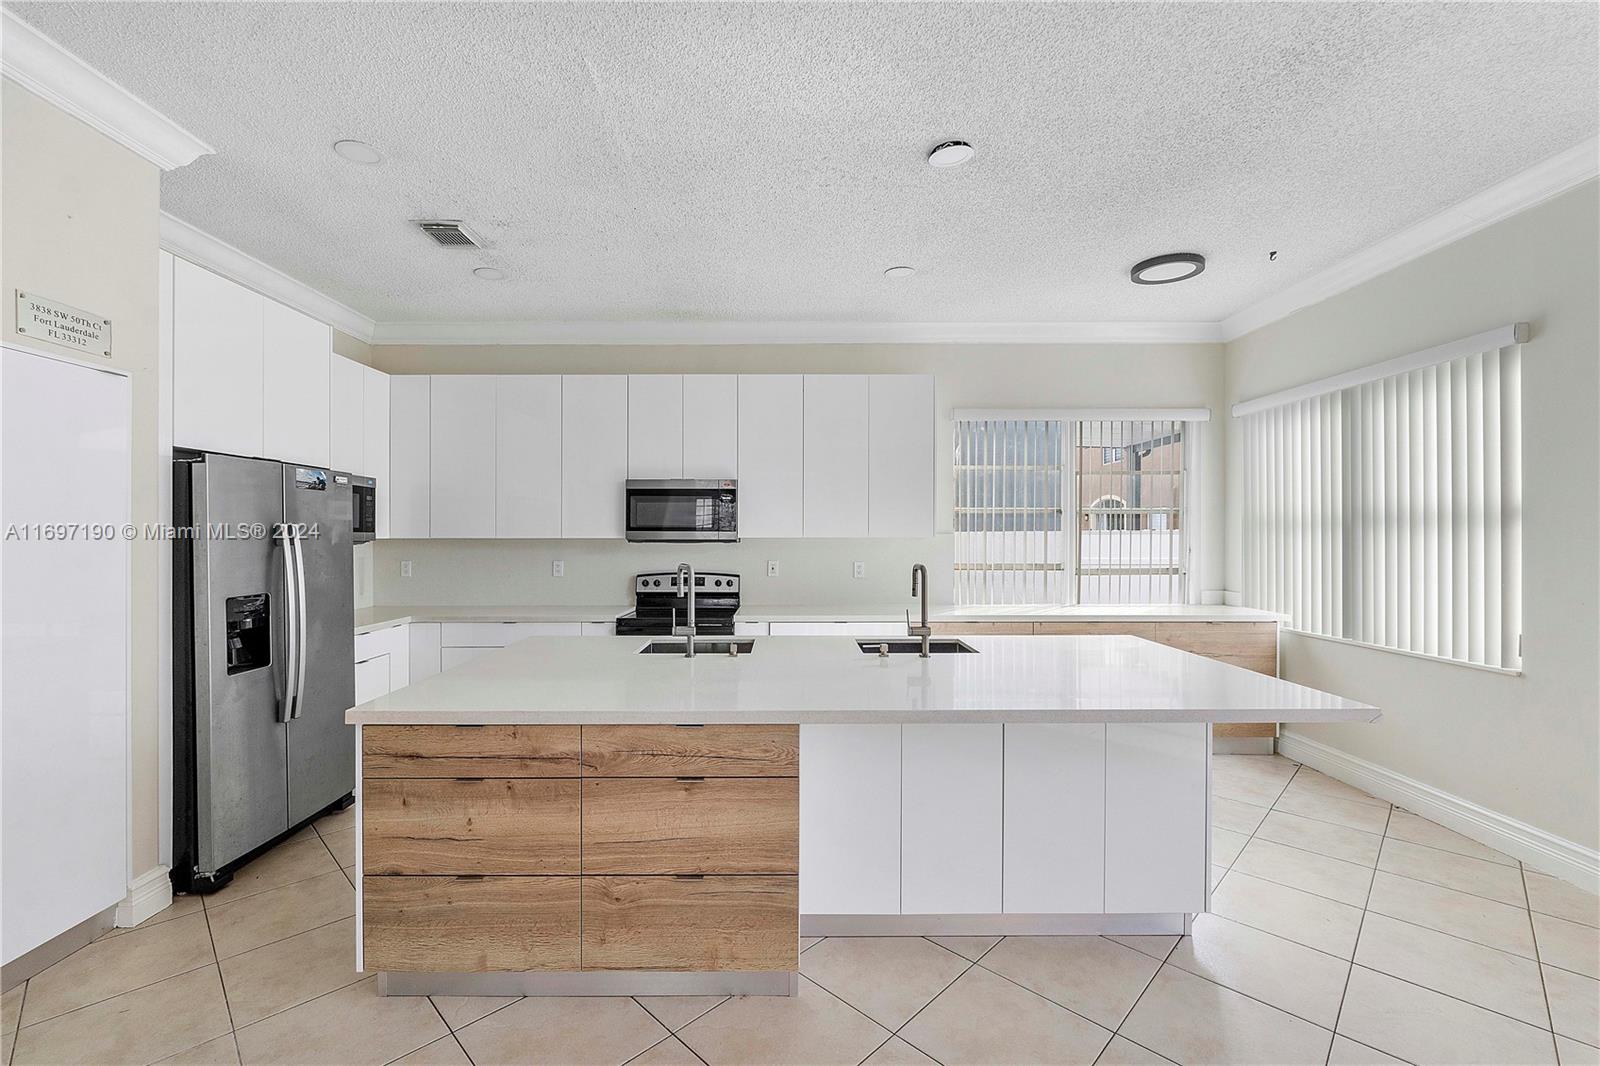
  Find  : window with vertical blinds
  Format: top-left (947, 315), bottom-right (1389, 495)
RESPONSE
top-left (1239, 331), bottom-right (1522, 669)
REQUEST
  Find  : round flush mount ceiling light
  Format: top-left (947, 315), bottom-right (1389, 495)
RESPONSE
top-left (1130, 252), bottom-right (1206, 285)
top-left (472, 266), bottom-right (506, 281)
top-left (332, 139), bottom-right (382, 164)
top-left (927, 140), bottom-right (975, 168)
top-left (883, 266), bottom-right (917, 279)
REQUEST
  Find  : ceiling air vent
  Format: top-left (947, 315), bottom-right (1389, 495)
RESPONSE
top-left (414, 220), bottom-right (481, 248)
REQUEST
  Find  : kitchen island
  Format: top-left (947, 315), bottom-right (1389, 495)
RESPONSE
top-left (346, 634), bottom-right (1377, 997)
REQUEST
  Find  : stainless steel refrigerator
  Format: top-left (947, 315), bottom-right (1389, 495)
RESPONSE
top-left (173, 452), bottom-right (355, 892)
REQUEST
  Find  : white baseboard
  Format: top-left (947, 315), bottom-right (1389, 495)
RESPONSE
top-left (1278, 732), bottom-right (1600, 895)
top-left (115, 865), bottom-right (173, 928)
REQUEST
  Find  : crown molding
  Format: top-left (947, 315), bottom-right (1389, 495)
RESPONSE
top-left (1221, 135), bottom-right (1599, 342)
top-left (1, 9), bottom-right (213, 170)
top-left (160, 213), bottom-right (377, 342)
top-left (369, 318), bottom-right (1225, 346)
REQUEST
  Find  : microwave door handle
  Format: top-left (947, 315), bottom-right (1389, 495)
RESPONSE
top-left (291, 527), bottom-right (309, 719)
top-left (275, 524), bottom-right (298, 723)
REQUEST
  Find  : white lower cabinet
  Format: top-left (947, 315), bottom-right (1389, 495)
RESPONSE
top-left (439, 622), bottom-right (583, 671)
top-left (354, 623), bottom-right (410, 701)
top-left (901, 724), bottom-right (1003, 914)
top-left (408, 623), bottom-right (441, 682)
top-left (733, 621), bottom-right (768, 636)
top-left (580, 621), bottom-right (616, 636)
top-left (355, 655), bottom-right (391, 703)
top-left (1104, 723), bottom-right (1208, 914)
top-left (441, 646), bottom-right (494, 670)
top-left (799, 725), bottom-right (900, 914)
top-left (1003, 724), bottom-right (1105, 913)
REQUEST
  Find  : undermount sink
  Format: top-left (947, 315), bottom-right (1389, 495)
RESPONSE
top-left (637, 640), bottom-right (756, 655)
top-left (856, 639), bottom-right (979, 655)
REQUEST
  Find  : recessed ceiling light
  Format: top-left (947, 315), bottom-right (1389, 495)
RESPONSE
top-left (927, 140), bottom-right (975, 168)
top-left (883, 266), bottom-right (917, 279)
top-left (472, 266), bottom-right (506, 281)
top-left (1130, 252), bottom-right (1206, 285)
top-left (332, 139), bottom-right (382, 164)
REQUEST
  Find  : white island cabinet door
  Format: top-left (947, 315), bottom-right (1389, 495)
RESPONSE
top-left (430, 376), bottom-right (497, 537)
top-left (868, 375), bottom-right (934, 537)
top-left (328, 354), bottom-right (366, 472)
top-left (1003, 724), bottom-right (1105, 913)
top-left (737, 375), bottom-right (803, 537)
top-left (1105, 723), bottom-right (1208, 914)
top-left (902, 724), bottom-right (1003, 914)
top-left (627, 375), bottom-right (684, 478)
top-left (261, 299), bottom-right (330, 467)
top-left (683, 374), bottom-right (738, 478)
top-left (496, 375), bottom-right (562, 537)
top-left (388, 376), bottom-right (430, 538)
top-left (361, 366), bottom-right (390, 535)
top-left (172, 257), bottom-right (264, 458)
top-left (803, 375), bottom-right (869, 537)
top-left (562, 375), bottom-right (629, 537)
top-left (800, 725), bottom-right (900, 915)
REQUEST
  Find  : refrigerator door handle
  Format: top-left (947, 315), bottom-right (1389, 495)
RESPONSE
top-left (276, 522), bottom-right (299, 723)
top-left (290, 526), bottom-right (310, 719)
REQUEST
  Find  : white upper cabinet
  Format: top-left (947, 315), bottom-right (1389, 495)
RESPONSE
top-left (361, 366), bottom-right (390, 535)
top-left (260, 300), bottom-right (330, 467)
top-left (683, 374), bottom-right (738, 479)
top-left (388, 376), bottom-right (430, 538)
top-left (868, 374), bottom-right (934, 537)
top-left (737, 375), bottom-right (804, 537)
top-left (172, 257), bottom-right (264, 458)
top-left (429, 376), bottom-right (497, 538)
top-left (328, 354), bottom-right (366, 472)
top-left (496, 375), bottom-right (562, 538)
top-left (803, 375), bottom-right (869, 537)
top-left (562, 375), bottom-right (629, 538)
top-left (627, 375), bottom-right (684, 479)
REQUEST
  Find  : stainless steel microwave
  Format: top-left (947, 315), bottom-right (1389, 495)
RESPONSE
top-left (625, 479), bottom-right (738, 542)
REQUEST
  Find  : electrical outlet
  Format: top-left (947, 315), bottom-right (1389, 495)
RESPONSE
top-left (400, 560), bottom-right (413, 578)
top-left (552, 560), bottom-right (565, 578)
top-left (767, 560), bottom-right (780, 578)
top-left (853, 561), bottom-right (866, 579)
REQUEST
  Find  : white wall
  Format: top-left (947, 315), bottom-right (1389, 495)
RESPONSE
top-left (1224, 181), bottom-right (1600, 853)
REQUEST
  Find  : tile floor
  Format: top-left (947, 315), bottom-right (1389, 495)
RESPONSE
top-left (5, 758), bottom-right (1598, 1065)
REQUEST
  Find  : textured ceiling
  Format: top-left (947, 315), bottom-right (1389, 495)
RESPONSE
top-left (9, 2), bottom-right (1597, 325)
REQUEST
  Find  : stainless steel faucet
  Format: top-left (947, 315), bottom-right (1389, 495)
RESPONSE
top-left (908, 563), bottom-right (932, 658)
top-left (672, 561), bottom-right (697, 657)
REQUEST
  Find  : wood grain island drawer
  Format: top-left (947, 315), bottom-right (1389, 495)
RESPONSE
top-left (363, 875), bottom-right (580, 972)
top-left (364, 779), bottom-right (580, 874)
top-left (581, 725), bottom-right (798, 777)
top-left (581, 876), bottom-right (798, 972)
top-left (363, 725), bottom-right (581, 778)
top-left (1151, 621), bottom-right (1277, 675)
top-left (582, 777), bottom-right (798, 874)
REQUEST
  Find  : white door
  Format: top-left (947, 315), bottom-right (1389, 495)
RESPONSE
top-left (496, 376), bottom-right (562, 537)
top-left (800, 725), bottom-right (900, 914)
top-left (902, 724), bottom-right (1003, 913)
top-left (261, 299), bottom-right (330, 467)
top-left (627, 374), bottom-right (684, 478)
top-left (430, 377), bottom-right (497, 537)
top-left (1105, 723), bottom-right (1208, 914)
top-left (736, 375), bottom-right (803, 537)
top-left (328, 354), bottom-right (366, 472)
top-left (803, 375), bottom-right (869, 537)
top-left (388, 376), bottom-right (430, 537)
top-left (172, 258), bottom-right (264, 457)
top-left (361, 366), bottom-right (391, 534)
top-left (408, 622), bottom-right (441, 682)
top-left (868, 374), bottom-right (934, 537)
top-left (562, 375), bottom-right (629, 538)
top-left (1003, 724), bottom-right (1105, 913)
top-left (683, 374), bottom-right (738, 478)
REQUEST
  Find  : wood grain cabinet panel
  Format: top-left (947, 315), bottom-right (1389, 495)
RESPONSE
top-left (582, 778), bottom-right (798, 874)
top-left (581, 876), bottom-right (798, 972)
top-left (363, 875), bottom-right (580, 972)
top-left (363, 779), bottom-right (580, 875)
top-left (581, 725), bottom-right (798, 777)
top-left (929, 622), bottom-right (1035, 635)
top-left (1032, 621), bottom-right (1159, 639)
top-left (1151, 622), bottom-right (1278, 675)
top-left (362, 725), bottom-right (582, 778)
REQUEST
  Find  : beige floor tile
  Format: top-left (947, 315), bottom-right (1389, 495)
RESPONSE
top-left (800, 937), bottom-right (967, 1029)
top-left (3, 982), bottom-right (23, 1034)
top-left (1354, 912), bottom-right (1548, 1027)
top-left (316, 805), bottom-right (355, 835)
top-left (155, 1032), bottom-right (240, 1064)
top-left (677, 977), bottom-right (887, 1066)
top-left (1337, 965), bottom-right (1557, 1065)
top-left (3, 1027), bottom-right (13, 1065)
top-left (634, 995), bottom-right (727, 1032)
top-left (1278, 769), bottom-right (1388, 809)
top-left (1272, 789), bottom-right (1392, 835)
top-left (1213, 754), bottom-right (1299, 784)
top-left (1377, 837), bottom-right (1527, 906)
top-left (862, 1035), bottom-right (938, 1064)
top-left (978, 935), bottom-right (1158, 1030)
top-left (21, 911), bottom-right (215, 1023)
top-left (391, 1035), bottom-right (472, 1065)
top-left (1366, 870), bottom-right (1537, 958)
top-left (799, 936), bottom-right (822, 952)
top-left (1537, 912), bottom-right (1600, 979)
top-left (1211, 870), bottom-right (1365, 958)
top-left (1212, 827), bottom-right (1249, 866)
top-left (205, 838), bottom-right (341, 907)
top-left (98, 894), bottom-right (208, 941)
top-left (1256, 810), bottom-right (1383, 865)
top-left (1212, 864), bottom-right (1227, 889)
top-left (218, 916), bottom-right (363, 1026)
top-left (1104, 935), bottom-right (1179, 961)
top-left (1094, 1035), bottom-right (1174, 1064)
top-left (1211, 797), bottom-right (1271, 835)
top-left (207, 869), bottom-right (354, 960)
top-left (925, 935), bottom-right (1001, 961)
top-left (429, 995), bottom-right (519, 1030)
top-left (456, 995), bottom-right (668, 1066)
top-left (1326, 1035), bottom-right (1405, 1065)
top-left (1385, 810), bottom-right (1517, 867)
top-left (319, 826), bottom-right (356, 868)
top-left (1167, 913), bottom-right (1350, 1029)
top-left (1545, 965), bottom-right (1600, 1047)
top-left (1231, 837), bottom-right (1374, 907)
top-left (899, 965), bottom-right (1111, 1066)
top-left (233, 975), bottom-right (448, 1065)
top-left (628, 1036), bottom-right (702, 1066)
top-left (1213, 771), bottom-right (1292, 808)
top-left (1120, 965), bottom-right (1331, 1065)
top-left (1557, 1035), bottom-right (1600, 1065)
top-left (12, 965), bottom-right (231, 1066)
top-left (1529, 873), bottom-right (1600, 929)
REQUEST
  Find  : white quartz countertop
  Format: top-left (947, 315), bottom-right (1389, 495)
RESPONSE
top-left (346, 634), bottom-right (1376, 727)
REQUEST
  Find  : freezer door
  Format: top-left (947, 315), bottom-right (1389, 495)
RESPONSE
top-left (283, 465), bottom-right (356, 825)
top-left (193, 454), bottom-right (290, 873)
